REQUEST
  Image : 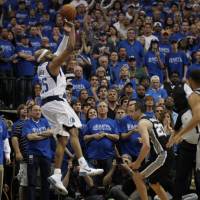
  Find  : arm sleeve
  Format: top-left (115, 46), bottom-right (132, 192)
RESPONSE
top-left (54, 34), bottom-right (69, 56)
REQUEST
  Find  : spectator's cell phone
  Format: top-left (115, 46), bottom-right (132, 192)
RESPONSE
top-left (116, 157), bottom-right (123, 164)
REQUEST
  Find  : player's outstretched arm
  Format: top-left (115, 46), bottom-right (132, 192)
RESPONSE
top-left (49, 22), bottom-right (75, 76)
top-left (130, 119), bottom-right (151, 170)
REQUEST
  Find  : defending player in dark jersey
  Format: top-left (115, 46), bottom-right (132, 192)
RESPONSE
top-left (129, 102), bottom-right (170, 200)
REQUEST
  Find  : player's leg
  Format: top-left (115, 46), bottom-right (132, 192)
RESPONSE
top-left (150, 182), bottom-right (168, 200)
top-left (54, 135), bottom-right (68, 169)
top-left (48, 134), bottom-right (69, 195)
top-left (131, 172), bottom-right (148, 200)
top-left (68, 126), bottom-right (104, 176)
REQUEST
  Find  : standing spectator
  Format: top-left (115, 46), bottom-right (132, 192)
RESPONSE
top-left (0, 28), bottom-right (16, 76)
top-left (109, 51), bottom-right (121, 84)
top-left (16, 0), bottom-right (28, 24)
top-left (187, 49), bottom-right (200, 75)
top-left (143, 23), bottom-right (159, 51)
top-left (135, 84), bottom-right (146, 106)
top-left (84, 101), bottom-right (119, 184)
top-left (0, 117), bottom-right (11, 199)
top-left (147, 75), bottom-right (168, 103)
top-left (118, 28), bottom-right (144, 67)
top-left (92, 31), bottom-right (114, 60)
top-left (107, 88), bottom-right (118, 119)
top-left (166, 40), bottom-right (189, 81)
top-left (97, 86), bottom-right (108, 102)
top-left (16, 34), bottom-right (35, 77)
top-left (164, 72), bottom-right (182, 97)
top-left (120, 100), bottom-right (141, 161)
top-left (71, 65), bottom-right (90, 98)
top-left (144, 40), bottom-right (166, 83)
top-left (22, 104), bottom-right (53, 200)
top-left (11, 104), bottom-right (28, 200)
top-left (28, 26), bottom-right (42, 51)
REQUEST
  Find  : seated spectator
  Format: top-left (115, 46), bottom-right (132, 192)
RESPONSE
top-left (147, 75), bottom-right (168, 103)
top-left (144, 95), bottom-right (155, 118)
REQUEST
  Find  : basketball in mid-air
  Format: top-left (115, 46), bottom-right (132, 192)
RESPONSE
top-left (59, 4), bottom-right (76, 21)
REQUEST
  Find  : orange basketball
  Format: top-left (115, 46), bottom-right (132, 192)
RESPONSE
top-left (59, 4), bottom-right (76, 21)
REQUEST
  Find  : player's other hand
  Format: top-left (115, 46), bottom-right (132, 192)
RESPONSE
top-left (63, 19), bottom-right (74, 33)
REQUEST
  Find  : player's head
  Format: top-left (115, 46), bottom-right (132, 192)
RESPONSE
top-left (34, 48), bottom-right (55, 64)
top-left (131, 101), bottom-right (145, 120)
top-left (188, 69), bottom-right (200, 89)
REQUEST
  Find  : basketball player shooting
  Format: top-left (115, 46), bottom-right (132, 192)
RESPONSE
top-left (35, 6), bottom-right (103, 195)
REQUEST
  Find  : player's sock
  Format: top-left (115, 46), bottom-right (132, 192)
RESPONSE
top-left (78, 157), bottom-right (88, 168)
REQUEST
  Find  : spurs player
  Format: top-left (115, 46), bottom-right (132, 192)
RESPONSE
top-left (35, 22), bottom-right (103, 195)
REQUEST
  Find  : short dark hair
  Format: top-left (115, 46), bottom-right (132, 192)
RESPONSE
top-left (134, 101), bottom-right (145, 113)
top-left (189, 69), bottom-right (200, 84)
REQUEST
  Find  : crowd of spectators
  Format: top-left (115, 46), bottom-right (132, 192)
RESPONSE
top-left (0, 0), bottom-right (200, 199)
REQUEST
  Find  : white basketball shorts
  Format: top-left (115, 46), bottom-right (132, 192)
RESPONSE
top-left (41, 100), bottom-right (82, 137)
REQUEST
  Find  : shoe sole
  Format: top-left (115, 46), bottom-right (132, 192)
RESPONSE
top-left (79, 170), bottom-right (104, 177)
top-left (48, 177), bottom-right (68, 196)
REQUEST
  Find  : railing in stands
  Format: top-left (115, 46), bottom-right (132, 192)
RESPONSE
top-left (0, 77), bottom-right (33, 109)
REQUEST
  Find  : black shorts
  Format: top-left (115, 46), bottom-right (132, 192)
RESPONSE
top-left (139, 151), bottom-right (171, 184)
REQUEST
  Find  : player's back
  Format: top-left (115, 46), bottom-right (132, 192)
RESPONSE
top-left (148, 117), bottom-right (169, 155)
top-left (37, 62), bottom-right (67, 100)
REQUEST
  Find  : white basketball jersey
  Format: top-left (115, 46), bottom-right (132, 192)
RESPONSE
top-left (37, 62), bottom-right (67, 100)
top-left (181, 110), bottom-right (199, 144)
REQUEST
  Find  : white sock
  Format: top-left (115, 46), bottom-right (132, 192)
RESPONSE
top-left (54, 168), bottom-right (61, 174)
top-left (184, 83), bottom-right (193, 99)
top-left (78, 157), bottom-right (88, 168)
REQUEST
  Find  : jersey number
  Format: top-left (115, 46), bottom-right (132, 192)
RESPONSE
top-left (154, 123), bottom-right (167, 137)
top-left (41, 77), bottom-right (48, 93)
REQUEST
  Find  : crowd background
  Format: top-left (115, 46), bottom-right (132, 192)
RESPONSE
top-left (0, 0), bottom-right (200, 199)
